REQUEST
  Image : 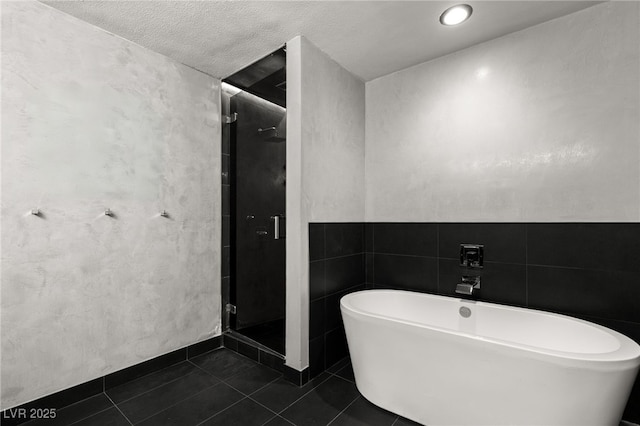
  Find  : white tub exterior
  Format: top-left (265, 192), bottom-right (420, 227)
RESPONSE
top-left (341, 290), bottom-right (640, 426)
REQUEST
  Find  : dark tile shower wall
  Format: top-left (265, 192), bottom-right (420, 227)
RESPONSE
top-left (309, 223), bottom-right (365, 377)
top-left (310, 222), bottom-right (640, 422)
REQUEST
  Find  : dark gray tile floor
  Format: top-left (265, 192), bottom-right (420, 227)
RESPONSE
top-left (23, 348), bottom-right (421, 426)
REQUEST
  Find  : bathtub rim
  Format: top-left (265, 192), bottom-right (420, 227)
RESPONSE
top-left (340, 289), bottom-right (640, 365)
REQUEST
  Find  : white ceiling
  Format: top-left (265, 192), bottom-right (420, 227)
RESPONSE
top-left (42, 1), bottom-right (601, 82)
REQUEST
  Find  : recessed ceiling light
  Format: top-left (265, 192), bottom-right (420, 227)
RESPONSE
top-left (440, 4), bottom-right (473, 26)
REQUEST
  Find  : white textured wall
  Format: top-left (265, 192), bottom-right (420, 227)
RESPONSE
top-left (286, 36), bottom-right (365, 370)
top-left (299, 36), bottom-right (366, 224)
top-left (1, 1), bottom-right (221, 409)
top-left (365, 2), bottom-right (640, 222)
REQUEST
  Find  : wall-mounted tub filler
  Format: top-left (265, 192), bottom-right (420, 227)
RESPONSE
top-left (455, 275), bottom-right (480, 296)
top-left (342, 290), bottom-right (640, 425)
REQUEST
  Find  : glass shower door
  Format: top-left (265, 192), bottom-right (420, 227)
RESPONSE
top-left (230, 90), bottom-right (286, 354)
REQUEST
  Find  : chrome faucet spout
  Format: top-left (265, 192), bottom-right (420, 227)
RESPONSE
top-left (455, 276), bottom-right (480, 296)
top-left (456, 283), bottom-right (474, 295)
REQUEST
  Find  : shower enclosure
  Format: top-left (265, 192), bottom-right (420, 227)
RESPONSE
top-left (222, 47), bottom-right (286, 355)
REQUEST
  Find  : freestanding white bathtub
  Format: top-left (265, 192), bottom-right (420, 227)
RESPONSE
top-left (341, 290), bottom-right (640, 426)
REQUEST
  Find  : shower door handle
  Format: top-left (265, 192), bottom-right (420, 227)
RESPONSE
top-left (270, 215), bottom-right (282, 240)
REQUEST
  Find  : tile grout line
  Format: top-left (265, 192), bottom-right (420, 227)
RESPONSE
top-left (222, 371), bottom-right (283, 398)
top-left (270, 372), bottom-right (334, 417)
top-left (187, 355), bottom-right (286, 405)
top-left (312, 251), bottom-right (365, 262)
top-left (246, 395), bottom-right (288, 422)
top-left (194, 395), bottom-right (250, 426)
top-left (187, 355), bottom-right (283, 389)
top-left (110, 366), bottom-right (202, 406)
top-left (118, 352), bottom-right (278, 426)
top-left (132, 381), bottom-right (223, 425)
top-left (186, 359), bottom-right (228, 380)
top-left (246, 394), bottom-right (284, 417)
top-left (261, 414), bottom-right (296, 426)
top-left (103, 392), bottom-right (134, 426)
top-left (326, 394), bottom-right (361, 426)
top-left (311, 282), bottom-right (365, 303)
top-left (524, 262), bottom-right (633, 272)
top-left (65, 394), bottom-right (119, 426)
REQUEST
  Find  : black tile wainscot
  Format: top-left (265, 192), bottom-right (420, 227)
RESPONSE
top-left (310, 222), bottom-right (640, 424)
top-left (309, 223), bottom-right (366, 378)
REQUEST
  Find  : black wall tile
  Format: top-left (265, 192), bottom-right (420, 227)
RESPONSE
top-left (374, 254), bottom-right (437, 293)
top-left (309, 224), bottom-right (325, 261)
top-left (282, 366), bottom-right (310, 387)
top-left (325, 254), bottom-right (365, 295)
top-left (528, 265), bottom-right (640, 323)
top-left (324, 291), bottom-right (344, 333)
top-left (223, 334), bottom-right (238, 352)
top-left (309, 336), bottom-right (325, 378)
top-left (325, 287), bottom-right (363, 334)
top-left (439, 223), bottom-right (526, 264)
top-left (366, 253), bottom-right (374, 284)
top-left (438, 259), bottom-right (527, 307)
top-left (259, 350), bottom-right (285, 373)
top-left (188, 336), bottom-right (223, 358)
top-left (527, 223), bottom-right (640, 272)
top-left (309, 298), bottom-right (325, 339)
top-left (374, 223), bottom-right (437, 256)
top-left (365, 223), bottom-right (374, 252)
top-left (308, 223), bottom-right (365, 379)
top-left (237, 340), bottom-right (260, 362)
top-left (309, 260), bottom-right (325, 301)
top-left (325, 223), bottom-right (364, 258)
top-left (105, 348), bottom-right (186, 389)
top-left (325, 328), bottom-right (349, 368)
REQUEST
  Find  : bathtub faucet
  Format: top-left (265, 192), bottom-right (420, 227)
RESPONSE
top-left (456, 276), bottom-right (481, 296)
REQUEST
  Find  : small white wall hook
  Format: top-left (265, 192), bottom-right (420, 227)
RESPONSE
top-left (160, 210), bottom-right (169, 218)
top-left (104, 208), bottom-right (113, 217)
top-left (31, 208), bottom-right (40, 216)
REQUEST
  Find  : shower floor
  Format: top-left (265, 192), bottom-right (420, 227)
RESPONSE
top-left (237, 318), bottom-right (285, 355)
